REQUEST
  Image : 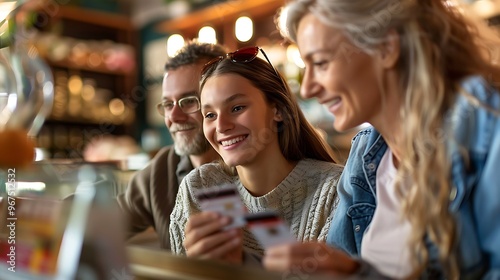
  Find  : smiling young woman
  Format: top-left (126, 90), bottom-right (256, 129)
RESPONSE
top-left (169, 46), bottom-right (343, 264)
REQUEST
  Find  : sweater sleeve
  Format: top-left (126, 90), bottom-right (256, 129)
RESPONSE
top-left (310, 163), bottom-right (341, 242)
top-left (169, 169), bottom-right (203, 255)
top-left (115, 147), bottom-right (178, 245)
top-left (116, 164), bottom-right (155, 238)
top-left (317, 168), bottom-right (341, 241)
top-left (169, 163), bottom-right (236, 255)
top-left (169, 178), bottom-right (189, 255)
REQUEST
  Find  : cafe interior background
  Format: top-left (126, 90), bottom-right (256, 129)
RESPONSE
top-left (0, 0), bottom-right (498, 279)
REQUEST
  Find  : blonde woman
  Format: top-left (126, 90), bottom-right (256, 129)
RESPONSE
top-left (264, 0), bottom-right (500, 279)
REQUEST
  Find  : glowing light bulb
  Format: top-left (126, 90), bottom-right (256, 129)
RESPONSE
top-left (198, 26), bottom-right (217, 44)
top-left (235, 16), bottom-right (253, 42)
top-left (167, 34), bottom-right (185, 57)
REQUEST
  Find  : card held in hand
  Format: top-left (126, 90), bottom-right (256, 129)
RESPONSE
top-left (195, 183), bottom-right (246, 230)
top-left (245, 211), bottom-right (295, 249)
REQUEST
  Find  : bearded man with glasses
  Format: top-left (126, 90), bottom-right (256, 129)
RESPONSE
top-left (117, 41), bottom-right (225, 250)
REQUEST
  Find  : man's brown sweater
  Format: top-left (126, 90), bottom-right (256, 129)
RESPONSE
top-left (116, 146), bottom-right (193, 249)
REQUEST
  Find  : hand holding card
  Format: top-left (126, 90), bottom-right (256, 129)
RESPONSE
top-left (195, 184), bottom-right (246, 230)
top-left (195, 184), bottom-right (295, 250)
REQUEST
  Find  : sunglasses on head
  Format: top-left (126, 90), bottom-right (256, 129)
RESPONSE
top-left (201, 46), bottom-right (280, 78)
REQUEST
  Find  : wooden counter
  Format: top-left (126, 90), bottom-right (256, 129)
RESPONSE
top-left (126, 246), bottom-right (351, 280)
top-left (127, 246), bottom-right (281, 280)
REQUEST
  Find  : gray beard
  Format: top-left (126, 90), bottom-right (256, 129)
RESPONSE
top-left (173, 130), bottom-right (211, 156)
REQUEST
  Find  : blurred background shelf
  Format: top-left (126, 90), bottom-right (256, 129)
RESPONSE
top-left (46, 58), bottom-right (134, 75)
top-left (47, 5), bottom-right (134, 30)
top-left (156, 0), bottom-right (284, 50)
top-left (27, 4), bottom-right (139, 159)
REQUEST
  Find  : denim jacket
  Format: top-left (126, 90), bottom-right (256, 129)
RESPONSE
top-left (326, 76), bottom-right (500, 279)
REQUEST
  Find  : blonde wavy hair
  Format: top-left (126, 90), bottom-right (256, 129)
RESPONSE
top-left (281, 0), bottom-right (500, 278)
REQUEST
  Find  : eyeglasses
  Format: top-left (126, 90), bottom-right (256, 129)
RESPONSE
top-left (201, 46), bottom-right (280, 78)
top-left (156, 96), bottom-right (201, 117)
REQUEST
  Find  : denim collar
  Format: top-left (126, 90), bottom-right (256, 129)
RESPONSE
top-left (361, 128), bottom-right (388, 197)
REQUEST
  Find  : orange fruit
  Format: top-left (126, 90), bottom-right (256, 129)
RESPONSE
top-left (0, 128), bottom-right (35, 169)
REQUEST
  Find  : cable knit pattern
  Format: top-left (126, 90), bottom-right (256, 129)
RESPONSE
top-left (169, 158), bottom-right (342, 258)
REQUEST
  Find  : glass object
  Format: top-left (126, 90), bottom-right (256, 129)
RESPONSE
top-left (156, 95), bottom-right (201, 117)
top-left (0, 0), bottom-right (54, 168)
top-left (0, 48), bottom-right (17, 128)
top-left (235, 16), bottom-right (253, 42)
top-left (201, 46), bottom-right (279, 78)
top-left (0, 0), bottom-right (54, 136)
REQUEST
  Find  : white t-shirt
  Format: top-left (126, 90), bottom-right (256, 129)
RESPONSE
top-left (361, 149), bottom-right (413, 278)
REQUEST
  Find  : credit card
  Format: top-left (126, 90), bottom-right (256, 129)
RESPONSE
top-left (245, 211), bottom-right (295, 249)
top-left (195, 184), bottom-right (246, 230)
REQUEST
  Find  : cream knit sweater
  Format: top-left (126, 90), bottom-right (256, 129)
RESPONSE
top-left (169, 158), bottom-right (342, 258)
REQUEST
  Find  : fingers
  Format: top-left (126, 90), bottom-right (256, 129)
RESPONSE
top-left (220, 230), bottom-right (244, 264)
top-left (187, 228), bottom-right (240, 258)
top-left (184, 212), bottom-right (242, 261)
top-left (263, 243), bottom-right (299, 272)
top-left (184, 212), bottom-right (230, 248)
top-left (263, 242), bottom-right (360, 275)
top-left (185, 211), bottom-right (223, 232)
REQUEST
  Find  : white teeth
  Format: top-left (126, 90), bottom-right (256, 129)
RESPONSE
top-left (326, 97), bottom-right (341, 107)
top-left (171, 124), bottom-right (195, 133)
top-left (221, 136), bottom-right (246, 147)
